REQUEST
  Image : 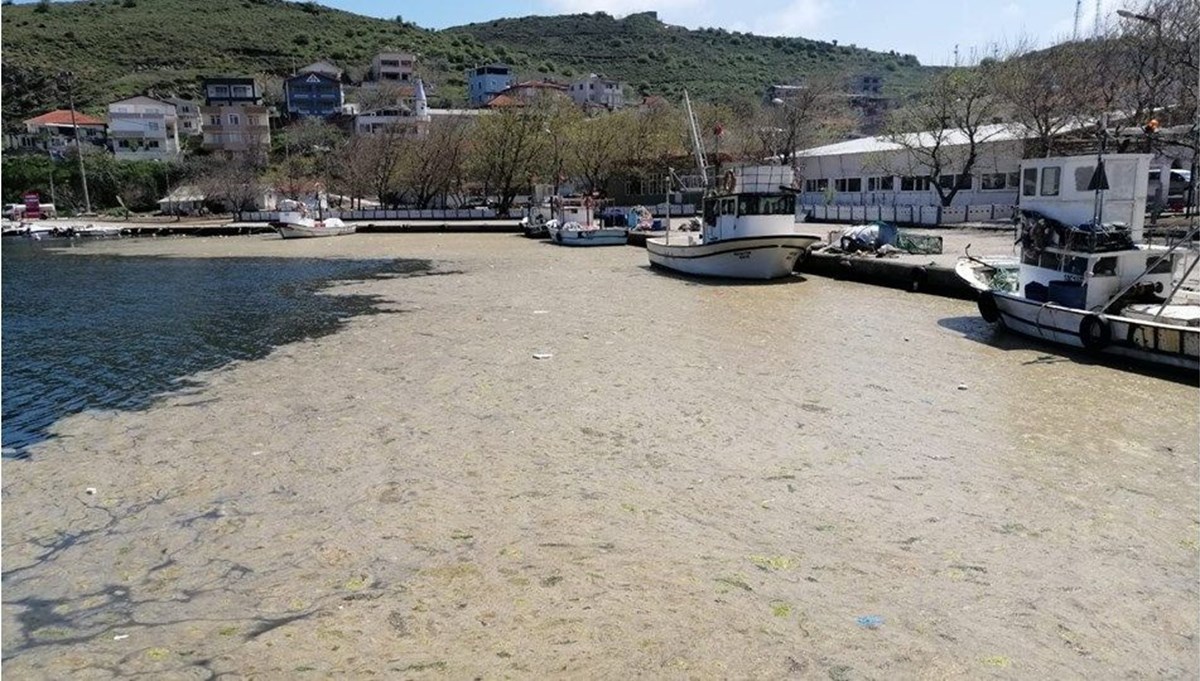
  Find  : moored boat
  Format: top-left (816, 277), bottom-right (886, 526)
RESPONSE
top-left (646, 165), bottom-right (822, 279)
top-left (271, 200), bottom-right (354, 239)
top-left (546, 197), bottom-right (627, 246)
top-left (958, 153), bottom-right (1199, 372)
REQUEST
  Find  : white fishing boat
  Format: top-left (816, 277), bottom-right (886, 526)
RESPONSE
top-left (76, 224), bottom-right (123, 237)
top-left (271, 200), bottom-right (355, 239)
top-left (546, 197), bottom-right (626, 246)
top-left (646, 165), bottom-right (821, 279)
top-left (547, 221), bottom-right (628, 246)
top-left (958, 153), bottom-right (1199, 372)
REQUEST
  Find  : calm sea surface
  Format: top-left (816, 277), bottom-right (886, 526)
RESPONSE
top-left (1, 238), bottom-right (420, 456)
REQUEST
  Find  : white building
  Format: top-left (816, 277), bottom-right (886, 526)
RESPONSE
top-left (165, 97), bottom-right (203, 137)
top-left (793, 123), bottom-right (1027, 209)
top-left (107, 95), bottom-right (181, 161)
top-left (568, 73), bottom-right (624, 110)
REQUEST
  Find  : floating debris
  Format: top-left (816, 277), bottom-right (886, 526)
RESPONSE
top-left (532, 353), bottom-right (553, 360)
top-left (855, 615), bottom-right (884, 629)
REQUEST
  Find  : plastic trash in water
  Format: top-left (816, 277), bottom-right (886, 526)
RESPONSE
top-left (532, 353), bottom-right (553, 360)
top-left (856, 615), bottom-right (884, 629)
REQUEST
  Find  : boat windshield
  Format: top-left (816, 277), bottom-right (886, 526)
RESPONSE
top-left (737, 195), bottom-right (795, 216)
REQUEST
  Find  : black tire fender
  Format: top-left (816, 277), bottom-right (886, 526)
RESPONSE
top-left (910, 266), bottom-right (928, 292)
top-left (978, 290), bottom-right (1001, 323)
top-left (1079, 313), bottom-right (1112, 351)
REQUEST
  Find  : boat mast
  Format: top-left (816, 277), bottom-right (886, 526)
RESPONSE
top-left (683, 91), bottom-right (708, 191)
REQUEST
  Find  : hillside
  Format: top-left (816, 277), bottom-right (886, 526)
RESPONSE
top-left (1, 0), bottom-right (936, 125)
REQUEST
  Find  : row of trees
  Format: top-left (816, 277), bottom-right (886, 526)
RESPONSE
top-left (882, 0), bottom-right (1198, 206)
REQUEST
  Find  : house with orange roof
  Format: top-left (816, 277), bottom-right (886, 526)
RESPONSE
top-left (5, 109), bottom-right (108, 157)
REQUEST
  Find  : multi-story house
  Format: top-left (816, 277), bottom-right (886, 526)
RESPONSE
top-left (567, 74), bottom-right (624, 110)
top-left (285, 62), bottom-right (345, 118)
top-left (107, 96), bottom-right (181, 161)
top-left (467, 63), bottom-right (515, 107)
top-left (165, 97), bottom-right (203, 137)
top-left (355, 79), bottom-right (429, 137)
top-left (5, 109), bottom-right (107, 157)
top-left (485, 81), bottom-right (569, 108)
top-left (199, 77), bottom-right (270, 153)
top-left (368, 52), bottom-right (416, 84)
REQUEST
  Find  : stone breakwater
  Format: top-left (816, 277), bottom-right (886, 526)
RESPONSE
top-left (2, 233), bottom-right (1197, 678)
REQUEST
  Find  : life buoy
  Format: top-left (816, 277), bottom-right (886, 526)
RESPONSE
top-left (977, 290), bottom-right (1000, 323)
top-left (1079, 313), bottom-right (1111, 351)
top-left (909, 266), bottom-right (928, 293)
top-left (722, 170), bottom-right (736, 194)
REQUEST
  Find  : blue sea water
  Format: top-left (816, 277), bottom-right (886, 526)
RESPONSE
top-left (1, 239), bottom-right (427, 457)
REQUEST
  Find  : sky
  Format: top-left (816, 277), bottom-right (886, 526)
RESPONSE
top-left (317, 0), bottom-right (1132, 66)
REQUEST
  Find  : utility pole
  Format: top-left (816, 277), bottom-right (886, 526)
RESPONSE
top-left (60, 70), bottom-right (92, 214)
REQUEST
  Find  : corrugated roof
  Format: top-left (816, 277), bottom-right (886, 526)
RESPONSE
top-left (796, 123), bottom-right (1026, 158)
top-left (25, 109), bottom-right (106, 127)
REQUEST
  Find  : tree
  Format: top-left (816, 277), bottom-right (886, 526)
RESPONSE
top-left (883, 67), bottom-right (1002, 207)
top-left (759, 75), bottom-right (853, 166)
top-left (191, 150), bottom-right (267, 213)
top-left (993, 42), bottom-right (1092, 157)
top-left (563, 110), bottom-right (626, 194)
top-left (399, 116), bottom-right (474, 208)
top-left (465, 94), bottom-right (558, 215)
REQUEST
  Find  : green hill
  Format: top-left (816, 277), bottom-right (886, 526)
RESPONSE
top-left (0, 0), bottom-right (936, 125)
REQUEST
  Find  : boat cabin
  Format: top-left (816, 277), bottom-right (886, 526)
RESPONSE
top-left (700, 166), bottom-right (799, 243)
top-left (1015, 154), bottom-right (1175, 311)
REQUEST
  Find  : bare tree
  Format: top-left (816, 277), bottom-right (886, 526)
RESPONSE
top-left (401, 116), bottom-right (474, 208)
top-left (994, 41), bottom-right (1093, 157)
top-left (192, 150), bottom-right (267, 213)
top-left (563, 110), bottom-right (626, 194)
top-left (763, 74), bottom-right (854, 166)
top-left (326, 134), bottom-right (376, 209)
top-left (884, 66), bottom-right (1003, 207)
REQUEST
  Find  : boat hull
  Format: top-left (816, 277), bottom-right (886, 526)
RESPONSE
top-left (551, 227), bottom-right (627, 246)
top-left (988, 291), bottom-right (1200, 371)
top-left (626, 229), bottom-right (666, 247)
top-left (273, 218), bottom-right (356, 239)
top-left (646, 234), bottom-right (821, 280)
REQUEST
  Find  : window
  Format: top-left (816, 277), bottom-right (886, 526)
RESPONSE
top-left (957, 174), bottom-right (972, 190)
top-left (1007, 172), bottom-right (1019, 188)
top-left (939, 174), bottom-right (956, 189)
top-left (867, 176), bottom-right (893, 191)
top-left (208, 115), bottom-right (221, 126)
top-left (1147, 255), bottom-right (1174, 274)
top-left (1093, 257), bottom-right (1118, 276)
top-left (736, 195), bottom-right (795, 215)
top-left (981, 173), bottom-right (1007, 190)
top-left (1022, 168), bottom-right (1038, 196)
top-left (183, 122), bottom-right (192, 129)
top-left (228, 114), bottom-right (240, 125)
top-left (901, 176), bottom-right (931, 191)
top-left (147, 121), bottom-right (159, 131)
top-left (1063, 256), bottom-right (1087, 276)
top-left (213, 85), bottom-right (229, 95)
top-left (1075, 166), bottom-right (1096, 191)
top-left (1040, 166), bottom-right (1061, 196)
top-left (804, 179), bottom-right (828, 192)
top-left (118, 139), bottom-right (131, 148)
top-left (148, 140), bottom-right (160, 148)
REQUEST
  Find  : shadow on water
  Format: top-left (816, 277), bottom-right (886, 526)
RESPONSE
top-left (2, 241), bottom-right (449, 457)
top-left (938, 315), bottom-right (1200, 386)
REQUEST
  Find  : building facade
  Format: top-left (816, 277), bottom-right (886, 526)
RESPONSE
top-left (369, 52), bottom-right (416, 83)
top-left (285, 68), bottom-right (344, 118)
top-left (467, 64), bottom-right (515, 107)
top-left (5, 110), bottom-right (108, 157)
top-left (107, 96), bottom-right (180, 161)
top-left (793, 124), bottom-right (1026, 209)
top-left (568, 74), bottom-right (624, 110)
top-left (165, 97), bottom-right (203, 137)
top-left (200, 77), bottom-right (270, 153)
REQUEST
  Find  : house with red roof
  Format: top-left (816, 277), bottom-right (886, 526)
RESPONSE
top-left (5, 109), bottom-right (108, 156)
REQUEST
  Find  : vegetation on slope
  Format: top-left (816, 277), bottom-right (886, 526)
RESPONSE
top-left (0, 0), bottom-right (935, 125)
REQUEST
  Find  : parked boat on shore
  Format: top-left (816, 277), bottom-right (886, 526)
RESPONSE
top-left (271, 200), bottom-right (355, 239)
top-left (546, 197), bottom-right (627, 246)
top-left (958, 153), bottom-right (1199, 372)
top-left (646, 166), bottom-right (822, 279)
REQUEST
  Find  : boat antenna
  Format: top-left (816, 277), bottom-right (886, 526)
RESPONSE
top-left (683, 91), bottom-right (709, 190)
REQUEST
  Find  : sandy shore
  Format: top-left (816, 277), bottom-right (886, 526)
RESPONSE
top-left (3, 233), bottom-right (1197, 678)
